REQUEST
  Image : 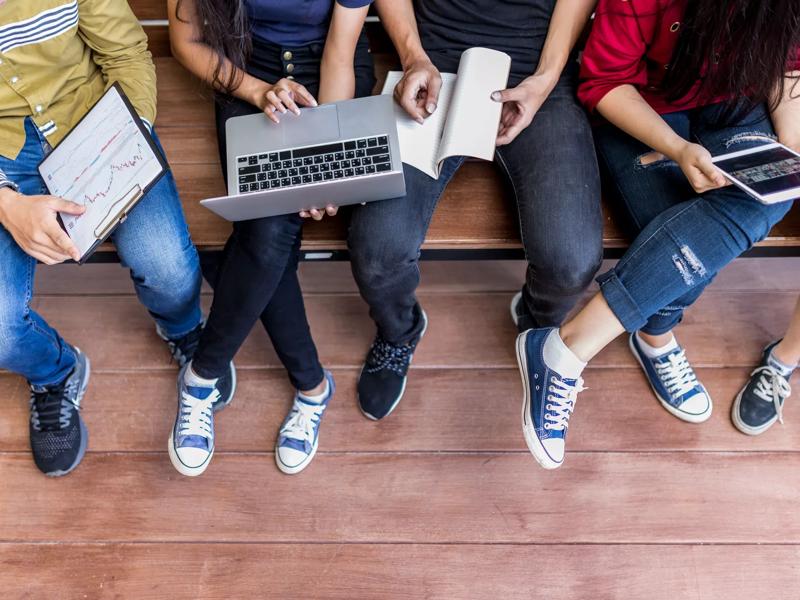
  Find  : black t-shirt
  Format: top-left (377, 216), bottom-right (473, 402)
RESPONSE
top-left (414, 0), bottom-right (567, 85)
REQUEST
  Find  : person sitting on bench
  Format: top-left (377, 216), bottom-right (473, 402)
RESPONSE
top-left (516, 0), bottom-right (800, 469)
top-left (0, 0), bottom-right (213, 477)
top-left (348, 0), bottom-right (603, 421)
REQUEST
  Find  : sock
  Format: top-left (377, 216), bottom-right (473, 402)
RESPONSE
top-left (298, 377), bottom-right (330, 404)
top-left (767, 347), bottom-right (796, 378)
top-left (545, 330), bottom-right (587, 380)
top-left (184, 362), bottom-right (218, 388)
top-left (635, 331), bottom-right (679, 359)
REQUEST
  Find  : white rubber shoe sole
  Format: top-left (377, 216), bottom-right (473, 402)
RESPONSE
top-left (516, 333), bottom-right (562, 470)
top-left (730, 387), bottom-right (778, 436)
top-left (168, 430), bottom-right (214, 477)
top-left (275, 439), bottom-right (319, 475)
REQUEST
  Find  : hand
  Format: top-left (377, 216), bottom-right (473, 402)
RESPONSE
top-left (252, 78), bottom-right (318, 123)
top-left (779, 135), bottom-right (800, 154)
top-left (492, 73), bottom-right (556, 146)
top-left (0, 188), bottom-right (84, 264)
top-left (393, 58), bottom-right (442, 124)
top-left (299, 205), bottom-right (338, 221)
top-left (675, 142), bottom-right (728, 193)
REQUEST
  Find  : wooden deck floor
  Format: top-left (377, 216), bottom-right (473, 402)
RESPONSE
top-left (1, 259), bottom-right (799, 598)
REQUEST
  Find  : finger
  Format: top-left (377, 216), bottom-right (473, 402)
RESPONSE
top-left (49, 197), bottom-right (85, 215)
top-left (27, 240), bottom-right (69, 264)
top-left (263, 104), bottom-right (281, 124)
top-left (299, 210), bottom-right (311, 218)
top-left (310, 208), bottom-right (323, 221)
top-left (396, 76), bottom-right (426, 124)
top-left (43, 221), bottom-right (80, 261)
top-left (278, 89), bottom-right (301, 115)
top-left (496, 124), bottom-right (523, 147)
top-left (696, 157), bottom-right (726, 188)
top-left (425, 73), bottom-right (442, 115)
top-left (292, 84), bottom-right (318, 107)
top-left (491, 88), bottom-right (523, 103)
top-left (325, 205), bottom-right (338, 216)
top-left (266, 91), bottom-right (287, 114)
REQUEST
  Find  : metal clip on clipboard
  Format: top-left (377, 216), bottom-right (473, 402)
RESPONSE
top-left (93, 184), bottom-right (143, 241)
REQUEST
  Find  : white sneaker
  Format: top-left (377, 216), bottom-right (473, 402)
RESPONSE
top-left (168, 366), bottom-right (219, 476)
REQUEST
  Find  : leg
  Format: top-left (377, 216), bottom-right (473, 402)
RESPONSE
top-left (773, 299), bottom-right (800, 367)
top-left (496, 81), bottom-right (603, 327)
top-left (111, 129), bottom-right (203, 340)
top-left (348, 158), bottom-right (465, 343)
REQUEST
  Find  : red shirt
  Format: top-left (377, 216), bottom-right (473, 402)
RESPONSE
top-left (578, 0), bottom-right (800, 115)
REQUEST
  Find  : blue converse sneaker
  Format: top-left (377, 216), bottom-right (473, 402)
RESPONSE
top-left (732, 341), bottom-right (793, 436)
top-left (516, 328), bottom-right (586, 470)
top-left (168, 365), bottom-right (218, 477)
top-left (157, 322), bottom-right (236, 412)
top-left (629, 333), bottom-right (712, 423)
top-left (29, 346), bottom-right (90, 477)
top-left (276, 371), bottom-right (335, 474)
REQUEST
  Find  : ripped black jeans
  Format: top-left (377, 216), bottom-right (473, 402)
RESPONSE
top-left (594, 102), bottom-right (793, 335)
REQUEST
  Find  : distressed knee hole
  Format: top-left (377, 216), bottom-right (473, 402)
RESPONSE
top-left (724, 132), bottom-right (777, 149)
top-left (671, 245), bottom-right (707, 286)
top-left (636, 151), bottom-right (667, 166)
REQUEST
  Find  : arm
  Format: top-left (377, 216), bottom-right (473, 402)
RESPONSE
top-left (771, 71), bottom-right (800, 153)
top-left (167, 0), bottom-right (316, 122)
top-left (318, 3), bottom-right (371, 104)
top-left (374, 0), bottom-right (441, 123)
top-left (76, 0), bottom-right (157, 126)
top-left (494, 0), bottom-right (596, 145)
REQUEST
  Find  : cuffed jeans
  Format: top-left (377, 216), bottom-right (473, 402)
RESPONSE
top-left (348, 74), bottom-right (603, 344)
top-left (0, 118), bottom-right (202, 386)
top-left (594, 103), bottom-right (793, 334)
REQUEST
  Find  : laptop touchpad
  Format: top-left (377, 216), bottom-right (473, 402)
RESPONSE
top-left (280, 104), bottom-right (340, 146)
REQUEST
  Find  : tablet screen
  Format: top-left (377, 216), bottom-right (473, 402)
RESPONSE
top-left (714, 145), bottom-right (800, 197)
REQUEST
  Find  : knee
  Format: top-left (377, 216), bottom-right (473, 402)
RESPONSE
top-left (0, 308), bottom-right (26, 367)
top-left (534, 245), bottom-right (602, 294)
top-left (129, 238), bottom-right (201, 302)
top-left (349, 232), bottom-right (418, 290)
top-left (235, 214), bottom-right (302, 269)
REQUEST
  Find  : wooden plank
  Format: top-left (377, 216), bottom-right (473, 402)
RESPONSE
top-left (0, 453), bottom-right (798, 543)
top-left (2, 542), bottom-right (798, 600)
top-left (1, 368), bottom-right (797, 453)
top-left (27, 291), bottom-right (798, 371)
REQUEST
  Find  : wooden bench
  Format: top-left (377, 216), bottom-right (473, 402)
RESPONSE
top-left (117, 1), bottom-right (800, 260)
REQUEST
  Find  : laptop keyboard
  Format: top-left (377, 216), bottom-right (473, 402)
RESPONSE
top-left (236, 135), bottom-right (392, 194)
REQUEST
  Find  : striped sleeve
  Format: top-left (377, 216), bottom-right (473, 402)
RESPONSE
top-left (0, 169), bottom-right (19, 191)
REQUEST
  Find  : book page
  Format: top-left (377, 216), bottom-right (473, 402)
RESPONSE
top-left (381, 71), bottom-right (457, 179)
top-left (437, 48), bottom-right (511, 167)
top-left (39, 86), bottom-right (164, 259)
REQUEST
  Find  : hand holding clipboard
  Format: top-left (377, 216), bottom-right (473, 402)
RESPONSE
top-left (37, 83), bottom-right (168, 263)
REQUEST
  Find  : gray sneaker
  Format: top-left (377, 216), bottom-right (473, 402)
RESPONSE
top-left (29, 346), bottom-right (90, 476)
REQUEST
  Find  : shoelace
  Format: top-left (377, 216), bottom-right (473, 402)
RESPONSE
top-left (365, 336), bottom-right (413, 376)
top-left (655, 350), bottom-right (699, 398)
top-left (29, 379), bottom-right (79, 432)
top-left (177, 392), bottom-right (214, 438)
top-left (543, 376), bottom-right (585, 431)
top-left (165, 324), bottom-right (204, 367)
top-left (751, 366), bottom-right (792, 424)
top-left (280, 399), bottom-right (326, 445)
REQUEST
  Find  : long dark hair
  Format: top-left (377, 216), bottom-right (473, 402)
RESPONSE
top-left (663, 0), bottom-right (800, 123)
top-left (175, 0), bottom-right (251, 94)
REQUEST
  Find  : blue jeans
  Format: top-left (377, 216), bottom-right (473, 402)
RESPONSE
top-left (0, 119), bottom-right (202, 386)
top-left (594, 103), bottom-right (793, 334)
top-left (348, 76), bottom-right (603, 343)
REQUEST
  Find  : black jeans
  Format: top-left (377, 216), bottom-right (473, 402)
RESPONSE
top-left (347, 73), bottom-right (603, 343)
top-left (193, 33), bottom-right (375, 388)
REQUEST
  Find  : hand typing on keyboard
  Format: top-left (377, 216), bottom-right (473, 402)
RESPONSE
top-left (250, 78), bottom-right (318, 124)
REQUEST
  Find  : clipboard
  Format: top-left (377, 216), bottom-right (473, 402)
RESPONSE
top-left (37, 82), bottom-right (168, 264)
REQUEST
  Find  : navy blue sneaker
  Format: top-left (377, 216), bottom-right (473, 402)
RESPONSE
top-left (516, 328), bottom-right (585, 470)
top-left (29, 346), bottom-right (90, 477)
top-left (275, 371), bottom-right (335, 474)
top-left (168, 365), bottom-right (218, 477)
top-left (158, 322), bottom-right (236, 412)
top-left (732, 342), bottom-right (792, 436)
top-left (629, 333), bottom-right (712, 423)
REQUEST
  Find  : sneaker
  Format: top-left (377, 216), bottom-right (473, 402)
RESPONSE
top-left (168, 365), bottom-right (218, 477)
top-left (275, 371), bottom-right (335, 474)
top-left (732, 342), bottom-right (792, 436)
top-left (29, 346), bottom-right (91, 477)
top-left (510, 290), bottom-right (535, 333)
top-left (629, 333), bottom-right (712, 423)
top-left (516, 328), bottom-right (585, 470)
top-left (357, 309), bottom-right (428, 420)
top-left (157, 322), bottom-right (236, 412)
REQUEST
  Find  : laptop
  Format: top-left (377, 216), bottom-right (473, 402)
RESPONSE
top-left (200, 94), bottom-right (405, 221)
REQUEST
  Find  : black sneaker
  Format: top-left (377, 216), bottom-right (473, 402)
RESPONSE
top-left (157, 323), bottom-right (236, 412)
top-left (358, 310), bottom-right (428, 420)
top-left (510, 290), bottom-right (536, 333)
top-left (29, 346), bottom-right (90, 477)
top-left (732, 342), bottom-right (792, 436)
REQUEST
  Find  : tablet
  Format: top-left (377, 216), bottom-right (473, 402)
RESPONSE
top-left (38, 83), bottom-right (168, 263)
top-left (712, 141), bottom-right (800, 205)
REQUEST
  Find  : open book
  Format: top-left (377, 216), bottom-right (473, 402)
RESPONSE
top-left (381, 47), bottom-right (511, 179)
